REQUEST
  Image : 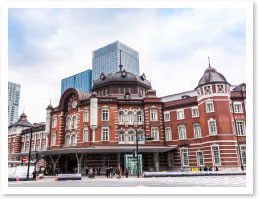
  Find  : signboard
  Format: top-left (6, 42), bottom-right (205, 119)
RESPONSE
top-left (22, 157), bottom-right (28, 163)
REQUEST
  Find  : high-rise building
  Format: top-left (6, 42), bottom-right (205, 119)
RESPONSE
top-left (61, 69), bottom-right (92, 95)
top-left (92, 41), bottom-right (139, 80)
top-left (8, 82), bottom-right (21, 126)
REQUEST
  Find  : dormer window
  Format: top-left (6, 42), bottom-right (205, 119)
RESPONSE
top-left (122, 70), bottom-right (127, 77)
top-left (216, 84), bottom-right (225, 93)
top-left (141, 73), bottom-right (146, 80)
top-left (100, 73), bottom-right (106, 80)
top-left (203, 85), bottom-right (212, 95)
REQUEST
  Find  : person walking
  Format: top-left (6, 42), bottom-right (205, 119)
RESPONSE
top-left (125, 168), bottom-right (129, 178)
top-left (85, 167), bottom-right (89, 177)
top-left (97, 167), bottom-right (101, 176)
top-left (110, 167), bottom-right (113, 178)
top-left (106, 167), bottom-right (110, 178)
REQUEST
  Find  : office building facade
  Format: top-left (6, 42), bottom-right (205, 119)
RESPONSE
top-left (61, 69), bottom-right (92, 95)
top-left (92, 41), bottom-right (139, 80)
top-left (8, 82), bottom-right (21, 126)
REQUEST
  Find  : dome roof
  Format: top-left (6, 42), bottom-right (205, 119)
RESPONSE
top-left (196, 66), bottom-right (230, 88)
top-left (93, 70), bottom-right (151, 88)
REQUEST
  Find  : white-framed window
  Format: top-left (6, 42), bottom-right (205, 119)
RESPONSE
top-left (21, 136), bottom-right (25, 142)
top-left (66, 117), bottom-right (70, 129)
top-left (150, 108), bottom-right (158, 121)
top-left (137, 131), bottom-right (145, 142)
top-left (165, 127), bottom-right (172, 141)
top-left (233, 102), bottom-right (243, 113)
top-left (118, 111), bottom-right (124, 123)
top-left (71, 134), bottom-right (77, 146)
top-left (216, 84), bottom-right (225, 93)
top-left (8, 137), bottom-right (11, 143)
top-left (83, 128), bottom-right (89, 142)
top-left (51, 132), bottom-right (56, 146)
top-left (72, 116), bottom-right (77, 129)
top-left (178, 125), bottom-right (187, 140)
top-left (211, 145), bottom-right (221, 166)
top-left (193, 123), bottom-right (202, 138)
top-left (240, 145), bottom-right (246, 165)
top-left (41, 142), bottom-right (46, 151)
top-left (118, 131), bottom-right (125, 143)
top-left (151, 127), bottom-right (159, 141)
top-left (230, 102), bottom-right (233, 112)
top-left (236, 121), bottom-right (246, 136)
top-left (137, 111), bottom-right (142, 123)
top-left (101, 109), bottom-right (109, 121)
top-left (208, 119), bottom-right (217, 135)
top-left (101, 127), bottom-right (109, 141)
top-left (36, 143), bottom-right (40, 151)
top-left (12, 145), bottom-right (15, 153)
top-left (206, 101), bottom-right (214, 113)
top-left (197, 151), bottom-right (204, 166)
top-left (164, 112), bottom-right (170, 122)
top-left (128, 130), bottom-right (135, 142)
top-left (52, 116), bottom-right (57, 128)
top-left (65, 135), bottom-right (70, 146)
top-left (25, 144), bottom-right (29, 152)
top-left (26, 135), bottom-right (30, 141)
top-left (177, 109), bottom-right (185, 120)
top-left (232, 119), bottom-right (236, 134)
top-left (84, 109), bottom-right (89, 122)
top-left (192, 107), bottom-right (199, 118)
top-left (203, 85), bottom-right (212, 95)
top-left (128, 111), bottom-right (134, 123)
top-left (181, 148), bottom-right (189, 166)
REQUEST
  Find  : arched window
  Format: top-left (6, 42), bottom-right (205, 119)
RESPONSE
top-left (83, 128), bottom-right (88, 142)
top-left (128, 130), bottom-right (135, 142)
top-left (137, 130), bottom-right (145, 141)
top-left (72, 116), bottom-right (77, 129)
top-left (137, 111), bottom-right (142, 123)
top-left (118, 131), bottom-right (125, 143)
top-left (71, 134), bottom-right (77, 146)
top-left (128, 111), bottom-right (133, 123)
top-left (118, 111), bottom-right (124, 123)
top-left (69, 117), bottom-right (73, 129)
top-left (65, 135), bottom-right (70, 146)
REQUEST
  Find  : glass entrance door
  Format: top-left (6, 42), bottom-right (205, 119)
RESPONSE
top-left (124, 154), bottom-right (142, 175)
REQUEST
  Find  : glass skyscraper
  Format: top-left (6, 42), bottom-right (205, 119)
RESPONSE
top-left (8, 82), bottom-right (21, 126)
top-left (61, 69), bottom-right (92, 95)
top-left (92, 41), bottom-right (139, 80)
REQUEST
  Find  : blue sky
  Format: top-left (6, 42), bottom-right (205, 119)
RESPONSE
top-left (8, 8), bottom-right (246, 123)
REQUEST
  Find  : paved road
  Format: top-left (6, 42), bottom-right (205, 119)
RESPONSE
top-left (8, 175), bottom-right (246, 187)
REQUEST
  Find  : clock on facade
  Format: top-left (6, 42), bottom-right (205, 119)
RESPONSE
top-left (72, 101), bottom-right (77, 109)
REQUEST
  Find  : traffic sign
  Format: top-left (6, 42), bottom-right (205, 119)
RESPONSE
top-left (22, 157), bottom-right (28, 163)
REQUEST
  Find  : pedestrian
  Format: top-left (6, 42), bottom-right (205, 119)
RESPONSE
top-left (216, 166), bottom-right (218, 171)
top-left (110, 167), bottom-right (113, 178)
top-left (93, 167), bottom-right (96, 177)
top-left (209, 166), bottom-right (212, 171)
top-left (199, 167), bottom-right (202, 172)
top-left (125, 168), bottom-right (129, 178)
top-left (97, 167), bottom-right (101, 176)
top-left (204, 166), bottom-right (208, 171)
top-left (106, 167), bottom-right (110, 178)
top-left (85, 167), bottom-right (89, 176)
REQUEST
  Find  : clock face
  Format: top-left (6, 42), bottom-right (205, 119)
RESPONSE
top-left (72, 101), bottom-right (77, 109)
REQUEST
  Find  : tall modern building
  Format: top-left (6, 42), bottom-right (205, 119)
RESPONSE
top-left (92, 41), bottom-right (139, 80)
top-left (8, 82), bottom-right (21, 126)
top-left (61, 69), bottom-right (92, 95)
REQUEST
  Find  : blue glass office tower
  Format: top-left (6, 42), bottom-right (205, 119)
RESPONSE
top-left (61, 69), bottom-right (92, 95)
top-left (8, 82), bottom-right (21, 126)
top-left (92, 41), bottom-right (139, 80)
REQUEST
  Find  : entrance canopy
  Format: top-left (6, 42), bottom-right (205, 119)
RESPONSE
top-left (10, 146), bottom-right (176, 157)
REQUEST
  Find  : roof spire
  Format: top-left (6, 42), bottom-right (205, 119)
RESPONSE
top-left (208, 57), bottom-right (211, 68)
top-left (119, 50), bottom-right (123, 72)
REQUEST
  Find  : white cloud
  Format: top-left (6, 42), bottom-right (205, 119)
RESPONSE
top-left (8, 8), bottom-right (246, 123)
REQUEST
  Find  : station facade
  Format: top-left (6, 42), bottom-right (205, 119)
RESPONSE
top-left (8, 64), bottom-right (246, 175)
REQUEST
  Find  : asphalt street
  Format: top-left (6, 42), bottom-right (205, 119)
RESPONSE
top-left (8, 175), bottom-right (246, 187)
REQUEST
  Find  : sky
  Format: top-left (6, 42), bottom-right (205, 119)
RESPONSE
top-left (8, 8), bottom-right (246, 123)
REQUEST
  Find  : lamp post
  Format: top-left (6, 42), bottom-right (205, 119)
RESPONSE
top-left (135, 132), bottom-right (154, 178)
top-left (26, 127), bottom-right (33, 180)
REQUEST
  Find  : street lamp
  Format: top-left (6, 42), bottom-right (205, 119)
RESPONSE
top-left (26, 127), bottom-right (33, 180)
top-left (135, 132), bottom-right (154, 178)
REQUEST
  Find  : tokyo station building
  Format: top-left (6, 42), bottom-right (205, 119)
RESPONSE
top-left (8, 64), bottom-right (246, 175)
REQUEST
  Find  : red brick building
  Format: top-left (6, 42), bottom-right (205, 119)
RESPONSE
top-left (9, 64), bottom-right (246, 174)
